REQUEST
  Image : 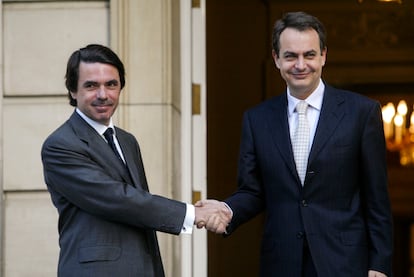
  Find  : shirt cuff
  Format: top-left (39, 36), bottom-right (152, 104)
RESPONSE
top-left (222, 202), bottom-right (233, 217)
top-left (181, 203), bottom-right (195, 234)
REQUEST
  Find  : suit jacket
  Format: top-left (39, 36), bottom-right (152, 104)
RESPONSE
top-left (41, 111), bottom-right (186, 277)
top-left (225, 84), bottom-right (393, 277)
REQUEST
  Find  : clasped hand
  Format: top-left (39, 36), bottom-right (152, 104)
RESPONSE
top-left (194, 199), bottom-right (232, 234)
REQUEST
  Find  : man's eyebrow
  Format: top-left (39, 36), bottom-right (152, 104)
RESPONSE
top-left (282, 51), bottom-right (298, 57)
top-left (282, 50), bottom-right (318, 56)
top-left (82, 80), bottom-right (98, 86)
top-left (106, 79), bottom-right (119, 84)
top-left (304, 50), bottom-right (317, 55)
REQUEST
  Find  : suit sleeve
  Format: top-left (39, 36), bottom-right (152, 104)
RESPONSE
top-left (361, 102), bottom-right (393, 275)
top-left (41, 130), bottom-right (186, 235)
top-left (225, 111), bottom-right (266, 234)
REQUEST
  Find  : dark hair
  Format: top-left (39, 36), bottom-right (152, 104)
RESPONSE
top-left (272, 11), bottom-right (327, 56)
top-left (65, 44), bottom-right (126, 106)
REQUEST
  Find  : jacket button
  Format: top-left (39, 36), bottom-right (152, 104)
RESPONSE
top-left (296, 232), bottom-right (304, 239)
top-left (301, 200), bottom-right (308, 207)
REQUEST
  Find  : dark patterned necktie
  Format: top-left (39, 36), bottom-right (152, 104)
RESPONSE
top-left (103, 128), bottom-right (124, 163)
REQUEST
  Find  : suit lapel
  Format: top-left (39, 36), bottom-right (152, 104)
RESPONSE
top-left (68, 112), bottom-right (133, 184)
top-left (308, 86), bottom-right (346, 165)
top-left (266, 95), bottom-right (298, 179)
top-left (266, 87), bottom-right (346, 184)
top-left (115, 131), bottom-right (147, 190)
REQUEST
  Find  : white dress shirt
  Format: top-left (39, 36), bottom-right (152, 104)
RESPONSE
top-left (287, 79), bottom-right (325, 149)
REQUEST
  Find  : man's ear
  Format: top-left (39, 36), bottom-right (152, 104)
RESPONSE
top-left (70, 91), bottom-right (77, 99)
top-left (321, 47), bottom-right (327, 67)
top-left (272, 49), bottom-right (280, 69)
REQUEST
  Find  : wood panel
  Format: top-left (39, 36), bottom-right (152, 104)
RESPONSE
top-left (206, 0), bottom-right (268, 276)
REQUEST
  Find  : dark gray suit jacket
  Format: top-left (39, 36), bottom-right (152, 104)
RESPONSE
top-left (42, 111), bottom-right (186, 277)
top-left (225, 84), bottom-right (393, 277)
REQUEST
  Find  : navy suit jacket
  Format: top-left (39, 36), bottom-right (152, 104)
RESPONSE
top-left (225, 84), bottom-right (393, 277)
top-left (42, 111), bottom-right (186, 277)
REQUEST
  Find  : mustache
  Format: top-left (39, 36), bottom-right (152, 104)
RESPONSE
top-left (91, 100), bottom-right (114, 106)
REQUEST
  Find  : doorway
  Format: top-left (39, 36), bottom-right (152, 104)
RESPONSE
top-left (206, 1), bottom-right (269, 276)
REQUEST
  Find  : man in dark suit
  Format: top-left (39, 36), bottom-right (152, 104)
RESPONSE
top-left (198, 11), bottom-right (393, 277)
top-left (41, 44), bottom-right (230, 277)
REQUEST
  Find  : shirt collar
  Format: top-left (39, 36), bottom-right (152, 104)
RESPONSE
top-left (287, 79), bottom-right (325, 116)
top-left (75, 108), bottom-right (115, 136)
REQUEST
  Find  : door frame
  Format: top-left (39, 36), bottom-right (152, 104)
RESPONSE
top-left (180, 0), bottom-right (207, 276)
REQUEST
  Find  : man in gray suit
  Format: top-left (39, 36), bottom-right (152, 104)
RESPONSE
top-left (41, 44), bottom-right (230, 277)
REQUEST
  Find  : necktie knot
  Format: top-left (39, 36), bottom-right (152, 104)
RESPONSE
top-left (103, 127), bottom-right (114, 139)
top-left (296, 101), bottom-right (308, 115)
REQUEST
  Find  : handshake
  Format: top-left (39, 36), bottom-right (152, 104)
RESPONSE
top-left (194, 199), bottom-right (233, 234)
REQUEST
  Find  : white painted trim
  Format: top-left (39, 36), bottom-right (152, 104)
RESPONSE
top-left (191, 0), bottom-right (208, 276)
top-left (180, 0), bottom-right (194, 277)
top-left (0, 0), bottom-right (4, 274)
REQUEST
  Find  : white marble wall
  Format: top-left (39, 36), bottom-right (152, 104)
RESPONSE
top-left (1, 0), bottom-right (182, 276)
top-left (3, 192), bottom-right (59, 277)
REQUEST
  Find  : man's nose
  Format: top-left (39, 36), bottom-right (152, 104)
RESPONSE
top-left (295, 56), bottom-right (306, 70)
top-left (97, 86), bottom-right (108, 99)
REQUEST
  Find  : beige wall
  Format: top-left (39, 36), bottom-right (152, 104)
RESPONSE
top-left (1, 0), bottom-right (183, 276)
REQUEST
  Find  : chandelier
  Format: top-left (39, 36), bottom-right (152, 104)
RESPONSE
top-left (382, 100), bottom-right (414, 166)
